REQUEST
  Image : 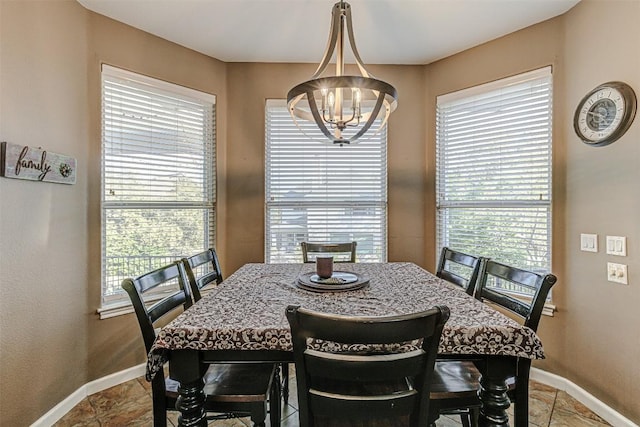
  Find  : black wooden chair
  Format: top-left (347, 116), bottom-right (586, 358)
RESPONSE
top-left (476, 260), bottom-right (557, 427)
top-left (435, 247), bottom-right (484, 296)
top-left (433, 248), bottom-right (486, 425)
top-left (122, 261), bottom-right (281, 427)
top-left (301, 241), bottom-right (357, 263)
top-left (297, 240), bottom-right (358, 407)
top-left (286, 304), bottom-right (450, 427)
top-left (182, 247), bottom-right (223, 302)
top-left (430, 260), bottom-right (557, 427)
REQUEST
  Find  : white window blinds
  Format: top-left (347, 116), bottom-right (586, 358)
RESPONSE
top-left (101, 65), bottom-right (216, 309)
top-left (436, 67), bottom-right (552, 280)
top-left (265, 100), bottom-right (387, 263)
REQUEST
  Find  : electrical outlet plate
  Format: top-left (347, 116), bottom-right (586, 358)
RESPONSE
top-left (580, 233), bottom-right (598, 252)
top-left (606, 236), bottom-right (626, 256)
top-left (607, 262), bottom-right (628, 285)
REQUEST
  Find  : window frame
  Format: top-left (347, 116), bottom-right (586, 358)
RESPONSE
top-left (98, 65), bottom-right (216, 318)
top-left (435, 67), bottom-right (553, 304)
top-left (264, 99), bottom-right (388, 264)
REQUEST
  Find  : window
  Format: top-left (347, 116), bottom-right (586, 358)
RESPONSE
top-left (100, 65), bottom-right (216, 314)
top-left (436, 67), bottom-right (552, 296)
top-left (265, 100), bottom-right (387, 263)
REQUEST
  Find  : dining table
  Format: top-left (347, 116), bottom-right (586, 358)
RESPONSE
top-left (147, 262), bottom-right (546, 427)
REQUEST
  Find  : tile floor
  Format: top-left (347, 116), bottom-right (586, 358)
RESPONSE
top-left (54, 368), bottom-right (611, 427)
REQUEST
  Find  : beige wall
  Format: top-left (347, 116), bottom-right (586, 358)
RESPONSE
top-left (562, 0), bottom-right (640, 420)
top-left (0, 2), bottom-right (90, 425)
top-left (225, 62), bottom-right (427, 273)
top-left (1, 0), bottom-right (639, 424)
top-left (0, 1), bottom-right (228, 424)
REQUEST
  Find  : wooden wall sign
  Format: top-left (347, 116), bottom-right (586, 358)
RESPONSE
top-left (1, 141), bottom-right (76, 185)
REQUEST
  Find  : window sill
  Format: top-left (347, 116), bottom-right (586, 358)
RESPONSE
top-left (97, 301), bottom-right (135, 319)
top-left (542, 302), bottom-right (556, 317)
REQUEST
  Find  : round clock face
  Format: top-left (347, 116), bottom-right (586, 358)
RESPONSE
top-left (574, 81), bottom-right (637, 147)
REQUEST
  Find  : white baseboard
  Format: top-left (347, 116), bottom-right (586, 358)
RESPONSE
top-left (531, 368), bottom-right (638, 427)
top-left (30, 363), bottom-right (146, 427)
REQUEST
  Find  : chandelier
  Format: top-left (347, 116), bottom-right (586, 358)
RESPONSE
top-left (287, 1), bottom-right (398, 145)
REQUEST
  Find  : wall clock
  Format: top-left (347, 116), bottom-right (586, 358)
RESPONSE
top-left (573, 81), bottom-right (637, 147)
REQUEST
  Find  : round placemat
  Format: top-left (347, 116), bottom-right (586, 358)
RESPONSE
top-left (297, 271), bottom-right (370, 293)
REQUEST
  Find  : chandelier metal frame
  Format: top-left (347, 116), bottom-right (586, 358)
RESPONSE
top-left (287, 1), bottom-right (398, 145)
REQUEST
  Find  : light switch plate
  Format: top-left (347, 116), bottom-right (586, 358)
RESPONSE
top-left (580, 233), bottom-right (598, 252)
top-left (607, 262), bottom-right (628, 285)
top-left (606, 236), bottom-right (626, 256)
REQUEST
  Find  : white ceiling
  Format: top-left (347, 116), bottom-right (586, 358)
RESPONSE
top-left (77, 0), bottom-right (581, 65)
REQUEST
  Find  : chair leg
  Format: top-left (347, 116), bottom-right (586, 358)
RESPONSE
top-left (470, 407), bottom-right (480, 427)
top-left (270, 368), bottom-right (282, 427)
top-left (250, 401), bottom-right (268, 427)
top-left (281, 362), bottom-right (289, 404)
top-left (460, 413), bottom-right (471, 427)
top-left (511, 359), bottom-right (533, 427)
top-left (152, 391), bottom-right (167, 427)
top-left (513, 371), bottom-right (530, 427)
top-left (153, 403), bottom-right (167, 427)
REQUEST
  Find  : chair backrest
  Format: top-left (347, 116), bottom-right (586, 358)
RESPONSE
top-left (182, 248), bottom-right (223, 302)
top-left (436, 247), bottom-right (485, 296)
top-left (476, 260), bottom-right (557, 331)
top-left (122, 261), bottom-right (193, 353)
top-left (301, 241), bottom-right (357, 263)
top-left (286, 305), bottom-right (450, 427)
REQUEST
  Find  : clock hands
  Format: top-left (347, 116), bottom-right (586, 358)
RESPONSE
top-left (586, 111), bottom-right (604, 119)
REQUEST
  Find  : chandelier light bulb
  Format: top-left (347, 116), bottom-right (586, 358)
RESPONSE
top-left (352, 88), bottom-right (361, 108)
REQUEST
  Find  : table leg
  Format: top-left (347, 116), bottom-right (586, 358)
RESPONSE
top-left (170, 350), bottom-right (208, 427)
top-left (478, 375), bottom-right (510, 426)
top-left (176, 379), bottom-right (207, 427)
top-left (476, 356), bottom-right (515, 427)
